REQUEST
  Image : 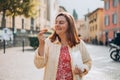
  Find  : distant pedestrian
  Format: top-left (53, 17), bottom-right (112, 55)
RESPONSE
top-left (34, 12), bottom-right (92, 80)
top-left (113, 32), bottom-right (120, 47)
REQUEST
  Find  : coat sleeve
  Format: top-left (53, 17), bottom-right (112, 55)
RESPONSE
top-left (79, 40), bottom-right (92, 75)
top-left (34, 38), bottom-right (50, 69)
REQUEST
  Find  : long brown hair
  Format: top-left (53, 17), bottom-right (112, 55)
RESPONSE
top-left (49, 12), bottom-right (80, 48)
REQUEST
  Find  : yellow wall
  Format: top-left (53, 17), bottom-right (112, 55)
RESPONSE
top-left (88, 8), bottom-right (104, 43)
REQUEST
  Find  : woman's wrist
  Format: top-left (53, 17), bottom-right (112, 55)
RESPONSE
top-left (38, 51), bottom-right (41, 56)
top-left (38, 45), bottom-right (44, 56)
top-left (82, 68), bottom-right (88, 75)
top-left (38, 48), bottom-right (43, 56)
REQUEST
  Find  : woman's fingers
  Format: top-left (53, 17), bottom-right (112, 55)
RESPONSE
top-left (40, 28), bottom-right (48, 34)
top-left (74, 66), bottom-right (83, 74)
top-left (42, 28), bottom-right (48, 32)
top-left (74, 66), bottom-right (84, 77)
top-left (38, 29), bottom-right (48, 35)
top-left (38, 29), bottom-right (48, 42)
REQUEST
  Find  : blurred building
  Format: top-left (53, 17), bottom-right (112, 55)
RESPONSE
top-left (87, 8), bottom-right (104, 44)
top-left (76, 19), bottom-right (89, 42)
top-left (0, 0), bottom-right (59, 34)
top-left (49, 0), bottom-right (59, 27)
top-left (102, 0), bottom-right (120, 45)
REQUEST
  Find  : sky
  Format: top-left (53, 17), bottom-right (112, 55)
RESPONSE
top-left (58, 0), bottom-right (104, 19)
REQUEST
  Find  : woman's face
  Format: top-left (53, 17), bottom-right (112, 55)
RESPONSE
top-left (55, 15), bottom-right (68, 36)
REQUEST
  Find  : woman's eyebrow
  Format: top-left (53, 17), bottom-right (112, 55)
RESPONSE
top-left (55, 20), bottom-right (65, 22)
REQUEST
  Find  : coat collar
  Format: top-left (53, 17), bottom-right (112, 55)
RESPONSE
top-left (52, 37), bottom-right (72, 49)
top-left (52, 37), bottom-right (61, 44)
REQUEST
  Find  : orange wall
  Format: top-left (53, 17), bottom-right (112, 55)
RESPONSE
top-left (103, 0), bottom-right (120, 45)
top-left (104, 0), bottom-right (120, 38)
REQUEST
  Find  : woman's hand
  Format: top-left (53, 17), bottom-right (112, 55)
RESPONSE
top-left (38, 28), bottom-right (48, 44)
top-left (37, 29), bottom-right (48, 56)
top-left (74, 66), bottom-right (87, 77)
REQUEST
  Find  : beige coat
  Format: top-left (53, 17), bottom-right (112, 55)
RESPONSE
top-left (34, 38), bottom-right (92, 80)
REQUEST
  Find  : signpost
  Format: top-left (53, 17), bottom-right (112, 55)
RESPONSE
top-left (21, 29), bottom-right (26, 52)
top-left (1, 28), bottom-right (13, 53)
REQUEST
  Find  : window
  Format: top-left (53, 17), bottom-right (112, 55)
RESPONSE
top-left (104, 15), bottom-right (109, 26)
top-left (31, 18), bottom-right (34, 30)
top-left (95, 25), bottom-right (97, 30)
top-left (112, 13), bottom-right (117, 24)
top-left (22, 19), bottom-right (24, 29)
top-left (105, 1), bottom-right (110, 10)
top-left (113, 0), bottom-right (118, 7)
top-left (96, 14), bottom-right (97, 19)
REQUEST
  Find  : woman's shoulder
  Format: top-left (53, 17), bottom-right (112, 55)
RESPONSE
top-left (45, 37), bottom-right (52, 44)
top-left (78, 39), bottom-right (86, 47)
top-left (80, 39), bottom-right (85, 44)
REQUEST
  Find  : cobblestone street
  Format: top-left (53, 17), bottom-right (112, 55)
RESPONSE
top-left (0, 44), bottom-right (120, 80)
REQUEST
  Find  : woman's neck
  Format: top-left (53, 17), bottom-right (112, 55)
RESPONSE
top-left (59, 35), bottom-right (68, 46)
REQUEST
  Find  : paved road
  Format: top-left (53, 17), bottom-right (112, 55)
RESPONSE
top-left (0, 44), bottom-right (120, 80)
top-left (0, 47), bottom-right (44, 80)
top-left (85, 44), bottom-right (120, 80)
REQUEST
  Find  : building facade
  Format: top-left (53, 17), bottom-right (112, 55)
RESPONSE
top-left (76, 19), bottom-right (89, 42)
top-left (0, 0), bottom-right (59, 34)
top-left (87, 8), bottom-right (104, 44)
top-left (102, 0), bottom-right (120, 45)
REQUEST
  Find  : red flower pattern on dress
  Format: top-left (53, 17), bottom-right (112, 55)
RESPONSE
top-left (56, 46), bottom-right (73, 80)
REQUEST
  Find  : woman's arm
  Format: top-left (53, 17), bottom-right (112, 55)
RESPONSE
top-left (34, 38), bottom-right (49, 68)
top-left (74, 40), bottom-right (92, 78)
top-left (34, 29), bottom-right (49, 69)
top-left (80, 40), bottom-right (92, 76)
top-left (34, 48), bottom-right (45, 68)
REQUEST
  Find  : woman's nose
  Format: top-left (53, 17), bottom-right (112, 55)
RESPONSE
top-left (55, 23), bottom-right (59, 27)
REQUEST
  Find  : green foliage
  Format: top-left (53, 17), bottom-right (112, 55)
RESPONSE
top-left (29, 36), bottom-right (39, 50)
top-left (22, 0), bottom-right (40, 18)
top-left (0, 0), bottom-right (10, 12)
top-left (4, 0), bottom-right (40, 17)
top-left (0, 0), bottom-right (11, 28)
top-left (59, 6), bottom-right (67, 11)
top-left (28, 31), bottom-right (52, 49)
top-left (0, 0), bottom-right (40, 32)
top-left (73, 9), bottom-right (78, 20)
top-left (0, 0), bottom-right (40, 23)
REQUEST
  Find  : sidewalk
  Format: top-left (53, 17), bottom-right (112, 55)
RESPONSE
top-left (0, 46), bottom-right (44, 80)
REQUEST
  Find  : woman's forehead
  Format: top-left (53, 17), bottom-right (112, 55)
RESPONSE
top-left (56, 16), bottom-right (67, 21)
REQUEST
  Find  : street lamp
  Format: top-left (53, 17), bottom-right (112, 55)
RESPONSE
top-left (21, 18), bottom-right (26, 52)
top-left (30, 17), bottom-right (34, 34)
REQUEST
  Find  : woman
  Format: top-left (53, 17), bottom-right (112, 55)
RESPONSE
top-left (34, 12), bottom-right (92, 80)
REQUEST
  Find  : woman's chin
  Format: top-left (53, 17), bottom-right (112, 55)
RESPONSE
top-left (56, 31), bottom-right (61, 35)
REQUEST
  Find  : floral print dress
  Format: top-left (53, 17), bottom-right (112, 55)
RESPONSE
top-left (56, 46), bottom-right (73, 80)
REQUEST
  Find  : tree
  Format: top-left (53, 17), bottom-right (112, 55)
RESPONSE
top-left (22, 0), bottom-right (39, 18)
top-left (73, 9), bottom-right (78, 21)
top-left (0, 0), bottom-right (39, 29)
top-left (0, 0), bottom-right (40, 46)
top-left (59, 6), bottom-right (67, 12)
top-left (5, 0), bottom-right (40, 34)
top-left (0, 0), bottom-right (10, 28)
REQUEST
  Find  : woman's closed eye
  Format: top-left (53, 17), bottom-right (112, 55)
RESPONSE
top-left (55, 21), bottom-right (66, 25)
top-left (60, 21), bottom-right (65, 24)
